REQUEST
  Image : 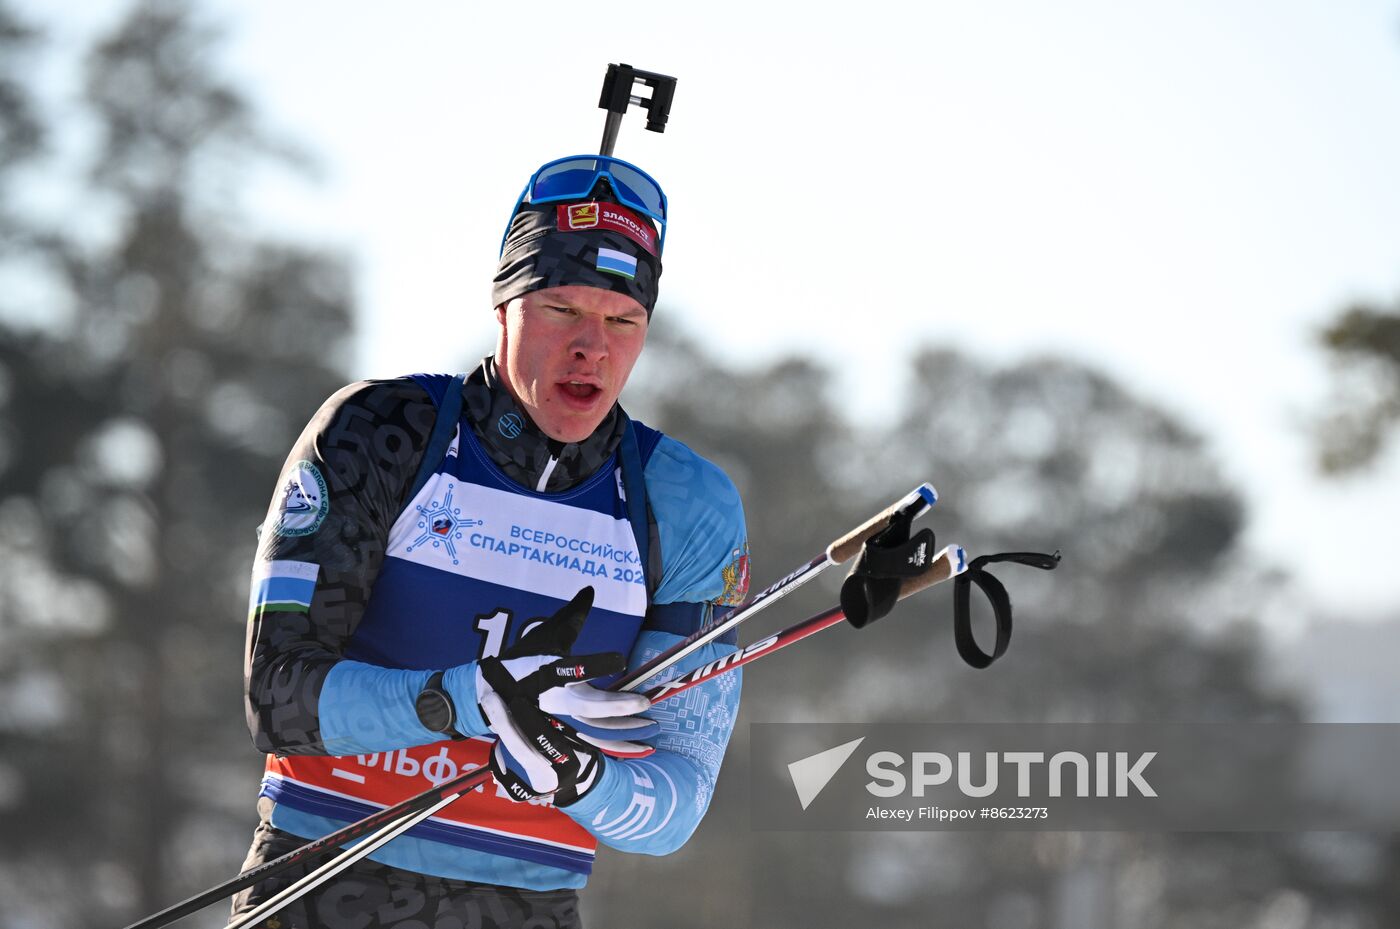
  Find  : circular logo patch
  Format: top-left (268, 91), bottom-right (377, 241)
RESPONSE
top-left (497, 412), bottom-right (524, 439)
top-left (270, 460), bottom-right (330, 537)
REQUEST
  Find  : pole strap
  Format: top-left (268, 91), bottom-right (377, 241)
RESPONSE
top-left (952, 550), bottom-right (1061, 669)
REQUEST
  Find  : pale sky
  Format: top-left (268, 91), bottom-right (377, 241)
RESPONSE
top-left (23, 0), bottom-right (1400, 621)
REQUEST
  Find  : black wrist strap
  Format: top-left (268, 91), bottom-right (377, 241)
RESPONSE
top-left (840, 510), bottom-right (934, 629)
top-left (952, 551), bottom-right (1061, 669)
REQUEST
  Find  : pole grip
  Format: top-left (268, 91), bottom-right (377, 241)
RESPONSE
top-left (826, 483), bottom-right (936, 564)
top-left (896, 545), bottom-right (966, 600)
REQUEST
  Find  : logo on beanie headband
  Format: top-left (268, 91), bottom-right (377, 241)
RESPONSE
top-left (565, 203), bottom-right (599, 229)
top-left (556, 202), bottom-right (658, 257)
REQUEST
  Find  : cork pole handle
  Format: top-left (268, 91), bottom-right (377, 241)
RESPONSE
top-left (896, 544), bottom-right (967, 599)
top-left (826, 482), bottom-right (937, 564)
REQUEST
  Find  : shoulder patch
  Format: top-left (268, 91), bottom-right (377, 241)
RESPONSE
top-left (268, 459), bottom-right (330, 537)
top-left (717, 540), bottom-right (751, 606)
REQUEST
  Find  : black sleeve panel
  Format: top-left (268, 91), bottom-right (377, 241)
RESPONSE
top-left (243, 378), bottom-right (437, 754)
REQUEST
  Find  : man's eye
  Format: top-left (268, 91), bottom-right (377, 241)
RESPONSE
top-left (609, 316), bottom-right (637, 326)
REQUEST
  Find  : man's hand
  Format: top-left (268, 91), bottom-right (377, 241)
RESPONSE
top-left (474, 587), bottom-right (658, 804)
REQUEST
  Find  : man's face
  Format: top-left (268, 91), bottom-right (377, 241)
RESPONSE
top-left (494, 285), bottom-right (649, 444)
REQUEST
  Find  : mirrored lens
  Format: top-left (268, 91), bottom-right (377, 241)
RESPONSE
top-left (526, 157), bottom-right (665, 225)
top-left (607, 163), bottom-right (665, 217)
top-left (530, 159), bottom-right (603, 201)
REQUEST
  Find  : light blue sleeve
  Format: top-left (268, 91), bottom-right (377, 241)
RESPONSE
top-left (318, 660), bottom-right (489, 755)
top-left (561, 629), bottom-right (742, 855)
top-left (643, 435), bottom-right (750, 607)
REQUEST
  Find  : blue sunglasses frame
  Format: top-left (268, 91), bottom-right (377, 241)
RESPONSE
top-left (499, 154), bottom-right (669, 257)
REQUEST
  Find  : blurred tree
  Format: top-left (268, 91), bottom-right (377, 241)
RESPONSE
top-left (0, 1), bottom-right (43, 209)
top-left (0, 1), bottom-right (351, 925)
top-left (1313, 298), bottom-right (1400, 473)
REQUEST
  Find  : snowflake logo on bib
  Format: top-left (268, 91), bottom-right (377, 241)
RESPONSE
top-left (407, 482), bottom-right (482, 565)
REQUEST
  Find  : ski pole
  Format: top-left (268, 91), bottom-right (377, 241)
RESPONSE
top-left (634, 543), bottom-right (967, 702)
top-left (228, 543), bottom-right (969, 929)
top-left (124, 484), bottom-right (937, 929)
top-left (228, 793), bottom-right (459, 929)
top-left (614, 482), bottom-right (938, 691)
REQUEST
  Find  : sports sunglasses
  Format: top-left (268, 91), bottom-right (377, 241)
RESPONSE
top-left (500, 155), bottom-right (668, 256)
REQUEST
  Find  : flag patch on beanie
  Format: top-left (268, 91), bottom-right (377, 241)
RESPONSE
top-left (596, 247), bottom-right (638, 280)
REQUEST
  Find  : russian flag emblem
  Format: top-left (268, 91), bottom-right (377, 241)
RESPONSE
top-left (596, 247), bottom-right (638, 280)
